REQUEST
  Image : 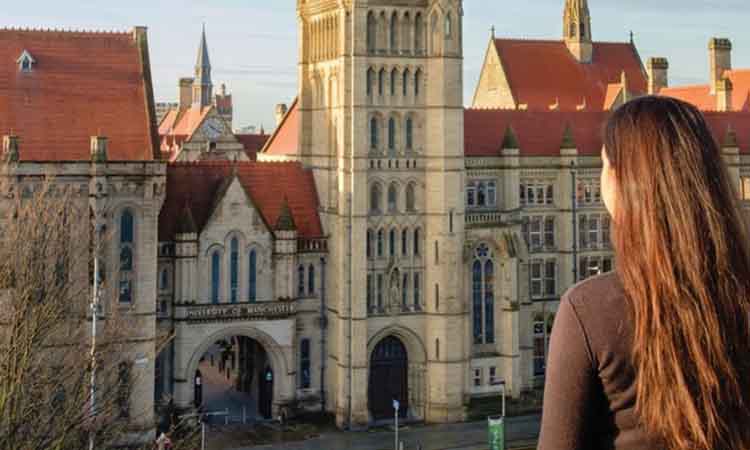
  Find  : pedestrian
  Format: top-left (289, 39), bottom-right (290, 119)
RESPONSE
top-left (538, 96), bottom-right (750, 450)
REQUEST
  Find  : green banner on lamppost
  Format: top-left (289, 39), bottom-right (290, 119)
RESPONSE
top-left (488, 416), bottom-right (505, 450)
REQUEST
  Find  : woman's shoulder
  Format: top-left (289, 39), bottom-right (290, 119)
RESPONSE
top-left (563, 271), bottom-right (625, 308)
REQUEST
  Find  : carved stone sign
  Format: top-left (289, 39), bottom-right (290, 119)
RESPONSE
top-left (183, 301), bottom-right (296, 322)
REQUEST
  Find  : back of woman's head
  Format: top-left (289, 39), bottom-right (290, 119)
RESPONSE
top-left (604, 95), bottom-right (750, 450)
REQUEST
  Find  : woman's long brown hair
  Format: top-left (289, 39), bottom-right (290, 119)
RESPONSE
top-left (605, 96), bottom-right (750, 450)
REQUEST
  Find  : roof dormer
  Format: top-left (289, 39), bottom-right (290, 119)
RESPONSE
top-left (16, 50), bottom-right (36, 73)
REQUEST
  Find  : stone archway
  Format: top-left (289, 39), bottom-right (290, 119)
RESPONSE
top-left (367, 326), bottom-right (427, 422)
top-left (180, 326), bottom-right (289, 418)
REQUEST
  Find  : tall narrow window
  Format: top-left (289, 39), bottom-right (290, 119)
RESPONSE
top-left (370, 117), bottom-right (379, 149)
top-left (414, 70), bottom-right (422, 97)
top-left (377, 274), bottom-right (384, 309)
top-left (388, 183), bottom-right (398, 212)
top-left (119, 210), bottom-right (135, 304)
top-left (211, 251), bottom-right (220, 304)
top-left (436, 339), bottom-right (440, 360)
top-left (160, 268), bottom-right (169, 291)
top-left (300, 339), bottom-right (311, 389)
top-left (389, 229), bottom-right (396, 257)
top-left (248, 250), bottom-right (257, 302)
top-left (297, 265), bottom-right (305, 297)
top-left (390, 12), bottom-right (399, 52)
top-left (402, 229), bottom-right (409, 256)
top-left (390, 69), bottom-right (398, 96)
top-left (308, 265), bottom-right (315, 295)
top-left (406, 183), bottom-right (416, 211)
top-left (472, 260), bottom-right (482, 344)
top-left (406, 118), bottom-right (413, 149)
top-left (580, 23), bottom-right (586, 38)
top-left (544, 217), bottom-right (555, 249)
top-left (378, 69), bottom-right (385, 96)
top-left (377, 229), bottom-right (384, 257)
top-left (367, 229), bottom-right (374, 259)
top-left (444, 13), bottom-right (452, 38)
top-left (403, 70), bottom-right (410, 97)
top-left (484, 260), bottom-right (495, 343)
top-left (230, 238), bottom-right (239, 303)
top-left (415, 13), bottom-right (424, 53)
top-left (413, 272), bottom-right (421, 308)
top-left (371, 183), bottom-right (381, 213)
top-left (367, 274), bottom-right (373, 310)
top-left (388, 117), bottom-right (396, 151)
top-left (367, 69), bottom-right (374, 96)
top-left (488, 182), bottom-right (497, 206)
top-left (434, 241), bottom-right (439, 265)
top-left (414, 228), bottom-right (421, 255)
top-left (570, 22), bottom-right (576, 38)
top-left (477, 183), bottom-right (486, 207)
top-left (367, 12), bottom-right (377, 52)
top-left (402, 273), bottom-right (409, 309)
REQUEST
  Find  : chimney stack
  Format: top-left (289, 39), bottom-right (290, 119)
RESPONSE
top-left (716, 78), bottom-right (733, 112)
top-left (90, 135), bottom-right (108, 162)
top-left (2, 134), bottom-right (19, 162)
top-left (275, 103), bottom-right (288, 126)
top-left (646, 57), bottom-right (669, 94)
top-left (178, 77), bottom-right (194, 109)
top-left (709, 38), bottom-right (732, 94)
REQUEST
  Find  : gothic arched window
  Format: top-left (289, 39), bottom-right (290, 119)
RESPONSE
top-left (370, 116), bottom-right (379, 149)
top-left (248, 249), bottom-right (257, 302)
top-left (229, 238), bottom-right (239, 303)
top-left (377, 229), bottom-right (384, 257)
top-left (406, 117), bottom-right (413, 149)
top-left (414, 69), bottom-right (422, 97)
top-left (297, 264), bottom-right (305, 297)
top-left (445, 12), bottom-right (453, 38)
top-left (402, 229), bottom-right (409, 256)
top-left (580, 23), bottom-right (586, 38)
top-left (367, 12), bottom-right (377, 52)
top-left (413, 228), bottom-right (421, 256)
top-left (388, 117), bottom-right (396, 151)
top-left (378, 69), bottom-right (385, 96)
top-left (367, 229), bottom-right (374, 259)
top-left (388, 183), bottom-right (398, 212)
top-left (390, 69), bottom-right (398, 96)
top-left (390, 12), bottom-right (399, 52)
top-left (402, 69), bottom-right (410, 97)
top-left (308, 265), bottom-right (315, 295)
top-left (406, 183), bottom-right (416, 211)
top-left (389, 228), bottom-right (396, 257)
top-left (402, 273), bottom-right (409, 308)
top-left (472, 243), bottom-right (495, 344)
top-left (119, 210), bottom-right (135, 304)
top-left (367, 68), bottom-right (375, 96)
top-left (370, 183), bottom-right (382, 213)
top-left (211, 250), bottom-right (220, 304)
top-left (415, 13), bottom-right (424, 53)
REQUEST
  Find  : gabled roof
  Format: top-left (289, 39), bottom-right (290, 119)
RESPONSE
top-left (464, 108), bottom-right (750, 157)
top-left (660, 70), bottom-right (750, 112)
top-left (0, 28), bottom-right (158, 161)
top-left (234, 133), bottom-right (270, 161)
top-left (491, 38), bottom-right (647, 111)
top-left (158, 104), bottom-right (213, 151)
top-left (261, 97), bottom-right (299, 156)
top-left (160, 160), bottom-right (323, 241)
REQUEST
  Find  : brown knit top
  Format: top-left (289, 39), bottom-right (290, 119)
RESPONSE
top-left (538, 271), bottom-right (663, 450)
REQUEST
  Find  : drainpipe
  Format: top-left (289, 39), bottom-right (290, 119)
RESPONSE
top-left (320, 256), bottom-right (327, 413)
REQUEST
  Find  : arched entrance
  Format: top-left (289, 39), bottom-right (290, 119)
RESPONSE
top-left (369, 336), bottom-right (409, 420)
top-left (193, 336), bottom-right (273, 421)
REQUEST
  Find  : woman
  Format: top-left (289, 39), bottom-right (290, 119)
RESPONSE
top-left (538, 96), bottom-right (750, 450)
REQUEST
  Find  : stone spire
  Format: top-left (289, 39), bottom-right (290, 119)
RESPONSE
top-left (275, 197), bottom-right (297, 231)
top-left (193, 24), bottom-right (213, 107)
top-left (563, 0), bottom-right (593, 63)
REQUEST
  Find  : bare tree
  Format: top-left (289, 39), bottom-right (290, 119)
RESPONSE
top-left (0, 174), bottom-right (198, 450)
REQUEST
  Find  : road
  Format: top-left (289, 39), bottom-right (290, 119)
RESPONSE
top-left (229, 414), bottom-right (541, 450)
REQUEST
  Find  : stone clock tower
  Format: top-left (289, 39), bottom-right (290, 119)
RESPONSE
top-left (297, 0), bottom-right (467, 428)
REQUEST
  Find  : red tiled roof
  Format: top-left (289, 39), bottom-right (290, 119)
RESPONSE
top-left (261, 97), bottom-right (299, 156)
top-left (234, 133), bottom-right (269, 161)
top-left (660, 70), bottom-right (750, 112)
top-left (464, 108), bottom-right (750, 157)
top-left (492, 39), bottom-right (647, 111)
top-left (465, 109), bottom-right (610, 156)
top-left (160, 160), bottom-right (323, 241)
top-left (0, 28), bottom-right (157, 161)
top-left (158, 104), bottom-right (212, 151)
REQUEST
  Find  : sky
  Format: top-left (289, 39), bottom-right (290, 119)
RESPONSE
top-left (3, 1), bottom-right (750, 131)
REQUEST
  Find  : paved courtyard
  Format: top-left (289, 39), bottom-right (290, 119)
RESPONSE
top-left (224, 414), bottom-right (541, 450)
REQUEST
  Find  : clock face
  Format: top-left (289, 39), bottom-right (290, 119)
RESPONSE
top-left (202, 117), bottom-right (224, 141)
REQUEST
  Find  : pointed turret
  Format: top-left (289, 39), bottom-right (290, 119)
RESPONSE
top-left (561, 124), bottom-right (576, 149)
top-left (563, 0), bottom-right (593, 63)
top-left (193, 24), bottom-right (213, 107)
top-left (501, 126), bottom-right (519, 150)
top-left (176, 201), bottom-right (198, 235)
top-left (275, 197), bottom-right (297, 231)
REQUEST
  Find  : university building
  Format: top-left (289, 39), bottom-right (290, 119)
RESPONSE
top-left (1, 0), bottom-right (749, 439)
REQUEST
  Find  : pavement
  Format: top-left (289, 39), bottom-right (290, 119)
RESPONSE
top-left (199, 349), bottom-right (261, 424)
top-left (228, 414), bottom-right (541, 450)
